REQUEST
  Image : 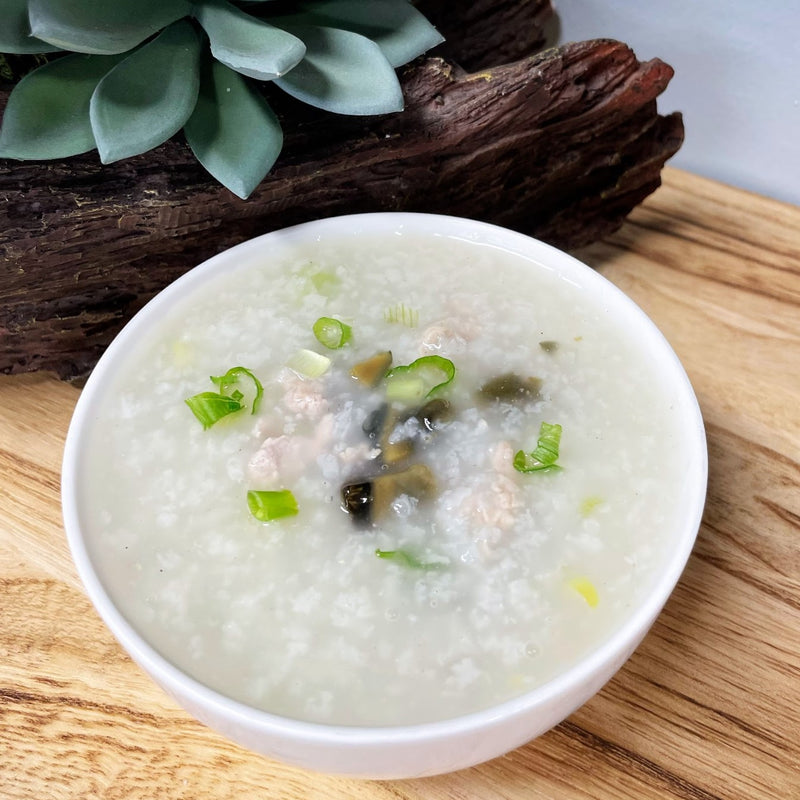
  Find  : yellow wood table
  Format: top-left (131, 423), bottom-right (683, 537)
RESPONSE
top-left (2, 168), bottom-right (798, 799)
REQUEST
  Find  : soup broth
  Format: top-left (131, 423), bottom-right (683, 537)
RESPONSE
top-left (80, 230), bottom-right (687, 726)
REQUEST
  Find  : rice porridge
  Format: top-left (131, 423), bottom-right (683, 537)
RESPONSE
top-left (79, 230), bottom-right (687, 726)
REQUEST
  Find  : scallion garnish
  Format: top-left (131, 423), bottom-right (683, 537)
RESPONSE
top-left (384, 375), bottom-right (426, 403)
top-left (185, 392), bottom-right (245, 430)
top-left (185, 366), bottom-right (263, 429)
top-left (385, 355), bottom-right (455, 401)
top-left (313, 316), bottom-right (352, 349)
top-left (375, 548), bottom-right (444, 570)
top-left (567, 576), bottom-right (599, 607)
top-left (384, 303), bottom-right (419, 327)
top-left (247, 489), bottom-right (299, 522)
top-left (580, 495), bottom-right (604, 517)
top-left (513, 421), bottom-right (563, 473)
top-left (210, 366), bottom-right (263, 414)
top-left (286, 348), bottom-right (331, 378)
top-left (299, 264), bottom-right (341, 298)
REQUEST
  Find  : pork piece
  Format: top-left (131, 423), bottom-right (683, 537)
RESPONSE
top-left (490, 440), bottom-right (516, 476)
top-left (462, 474), bottom-right (521, 532)
top-left (418, 315), bottom-right (480, 356)
top-left (248, 435), bottom-right (306, 485)
top-left (279, 369), bottom-right (329, 419)
top-left (460, 441), bottom-right (522, 559)
top-left (248, 414), bottom-right (333, 486)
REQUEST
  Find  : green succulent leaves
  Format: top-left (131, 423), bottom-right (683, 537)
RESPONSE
top-left (0, 52), bottom-right (127, 158)
top-left (0, 0), bottom-right (444, 197)
top-left (1, 0), bottom-right (62, 53)
top-left (28, 0), bottom-right (192, 55)
top-left (196, 0), bottom-right (306, 81)
top-left (283, 0), bottom-right (445, 67)
top-left (185, 58), bottom-right (283, 200)
top-left (90, 21), bottom-right (202, 163)
top-left (273, 25), bottom-right (404, 116)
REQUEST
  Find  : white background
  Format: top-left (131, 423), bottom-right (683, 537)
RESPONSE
top-left (553, 0), bottom-right (799, 205)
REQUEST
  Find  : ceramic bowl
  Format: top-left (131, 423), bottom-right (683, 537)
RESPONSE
top-left (62, 213), bottom-right (707, 779)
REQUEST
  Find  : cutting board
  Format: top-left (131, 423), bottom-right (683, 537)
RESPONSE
top-left (1, 168), bottom-right (799, 799)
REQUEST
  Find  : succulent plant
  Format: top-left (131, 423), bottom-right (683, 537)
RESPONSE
top-left (0, 0), bottom-right (443, 197)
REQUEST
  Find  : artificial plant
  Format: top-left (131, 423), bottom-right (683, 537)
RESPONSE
top-left (0, 0), bottom-right (443, 197)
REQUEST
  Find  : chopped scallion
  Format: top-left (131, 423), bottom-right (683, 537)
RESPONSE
top-left (172, 339), bottom-right (193, 366)
top-left (186, 366), bottom-right (263, 429)
top-left (210, 366), bottom-right (263, 414)
top-left (567, 576), bottom-right (599, 607)
top-left (247, 489), bottom-right (299, 522)
top-left (385, 355), bottom-right (455, 401)
top-left (375, 548), bottom-right (444, 570)
top-left (299, 264), bottom-right (341, 298)
top-left (313, 316), bottom-right (352, 349)
top-left (513, 421), bottom-right (563, 473)
top-left (385, 375), bottom-right (426, 403)
top-left (580, 495), bottom-right (604, 517)
top-left (384, 303), bottom-right (419, 327)
top-left (185, 392), bottom-right (244, 430)
top-left (287, 348), bottom-right (331, 378)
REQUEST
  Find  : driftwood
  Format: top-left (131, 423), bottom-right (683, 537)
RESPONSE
top-left (0, 25), bottom-right (683, 380)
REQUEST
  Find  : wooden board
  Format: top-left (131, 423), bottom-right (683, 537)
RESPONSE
top-left (1, 168), bottom-right (798, 799)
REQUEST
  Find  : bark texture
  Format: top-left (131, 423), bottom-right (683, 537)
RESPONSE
top-left (0, 32), bottom-right (683, 380)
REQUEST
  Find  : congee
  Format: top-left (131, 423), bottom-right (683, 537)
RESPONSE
top-left (80, 230), bottom-right (686, 726)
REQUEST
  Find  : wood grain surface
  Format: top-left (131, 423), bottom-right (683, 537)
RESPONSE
top-left (1, 168), bottom-right (798, 799)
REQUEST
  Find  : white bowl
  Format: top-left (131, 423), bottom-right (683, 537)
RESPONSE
top-left (62, 213), bottom-right (707, 779)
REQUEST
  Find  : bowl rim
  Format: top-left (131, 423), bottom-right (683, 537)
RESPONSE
top-left (61, 211), bottom-right (708, 747)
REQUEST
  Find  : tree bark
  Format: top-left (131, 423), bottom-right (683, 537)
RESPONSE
top-left (0, 37), bottom-right (683, 380)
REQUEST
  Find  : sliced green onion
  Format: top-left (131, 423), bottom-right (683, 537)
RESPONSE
top-left (310, 269), bottom-right (340, 297)
top-left (513, 421), bottom-right (563, 473)
top-left (186, 365), bottom-right (262, 428)
top-left (210, 366), bottom-right (263, 414)
top-left (567, 576), bottom-right (599, 607)
top-left (375, 548), bottom-right (444, 570)
top-left (532, 421), bottom-right (562, 463)
top-left (513, 451), bottom-right (562, 473)
top-left (385, 355), bottom-right (455, 401)
top-left (298, 264), bottom-right (341, 298)
top-left (384, 303), bottom-right (419, 327)
top-left (172, 339), bottom-right (193, 366)
top-left (312, 316), bottom-right (352, 349)
top-left (385, 375), bottom-right (426, 403)
top-left (580, 495), bottom-right (604, 517)
top-left (286, 348), bottom-right (331, 378)
top-left (185, 392), bottom-right (244, 429)
top-left (247, 489), bottom-right (299, 522)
